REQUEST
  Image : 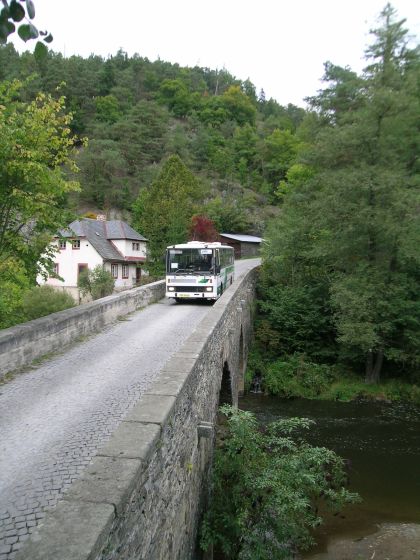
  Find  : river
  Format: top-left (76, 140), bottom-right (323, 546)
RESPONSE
top-left (239, 394), bottom-right (420, 559)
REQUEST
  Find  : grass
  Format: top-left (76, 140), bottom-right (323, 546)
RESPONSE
top-left (250, 353), bottom-right (420, 405)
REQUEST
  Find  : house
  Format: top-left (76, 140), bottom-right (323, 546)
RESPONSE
top-left (219, 233), bottom-right (263, 259)
top-left (43, 217), bottom-right (147, 299)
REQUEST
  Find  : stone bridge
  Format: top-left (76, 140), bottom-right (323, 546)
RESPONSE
top-left (0, 262), bottom-right (259, 560)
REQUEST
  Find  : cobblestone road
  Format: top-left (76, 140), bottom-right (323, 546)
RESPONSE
top-left (0, 297), bottom-right (212, 559)
top-left (0, 260), bottom-right (258, 559)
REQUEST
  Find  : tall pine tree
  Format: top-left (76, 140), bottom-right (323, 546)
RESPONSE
top-left (132, 155), bottom-right (202, 274)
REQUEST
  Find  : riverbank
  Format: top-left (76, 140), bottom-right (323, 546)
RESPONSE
top-left (247, 353), bottom-right (420, 405)
top-left (239, 393), bottom-right (420, 560)
top-left (300, 522), bottom-right (420, 560)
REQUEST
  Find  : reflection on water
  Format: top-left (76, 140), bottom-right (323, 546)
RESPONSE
top-left (239, 394), bottom-right (420, 555)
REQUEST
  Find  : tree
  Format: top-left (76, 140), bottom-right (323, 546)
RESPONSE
top-left (200, 406), bottom-right (358, 559)
top-left (260, 128), bottom-right (301, 193)
top-left (132, 155), bottom-right (202, 274)
top-left (77, 265), bottom-right (115, 300)
top-left (0, 79), bottom-right (80, 281)
top-left (94, 94), bottom-right (122, 124)
top-left (261, 4), bottom-right (420, 382)
top-left (0, 259), bottom-right (29, 328)
top-left (76, 139), bottom-right (128, 208)
top-left (158, 78), bottom-right (193, 117)
top-left (204, 196), bottom-right (250, 234)
top-left (188, 215), bottom-right (219, 242)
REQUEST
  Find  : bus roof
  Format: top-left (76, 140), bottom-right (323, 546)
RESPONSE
top-left (166, 241), bottom-right (233, 250)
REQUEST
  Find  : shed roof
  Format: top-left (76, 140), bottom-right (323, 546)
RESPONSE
top-left (220, 233), bottom-right (263, 244)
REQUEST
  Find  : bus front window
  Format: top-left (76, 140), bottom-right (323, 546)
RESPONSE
top-left (167, 249), bottom-right (214, 274)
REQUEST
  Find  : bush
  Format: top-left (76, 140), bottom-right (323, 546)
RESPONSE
top-left (22, 285), bottom-right (75, 321)
top-left (0, 260), bottom-right (30, 329)
top-left (78, 265), bottom-right (115, 300)
top-left (200, 406), bottom-right (359, 559)
top-left (264, 354), bottom-right (336, 398)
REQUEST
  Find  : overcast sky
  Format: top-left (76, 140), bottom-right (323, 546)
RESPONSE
top-left (12, 0), bottom-right (420, 107)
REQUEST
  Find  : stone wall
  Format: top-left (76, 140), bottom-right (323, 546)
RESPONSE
top-left (0, 280), bottom-right (166, 379)
top-left (16, 266), bottom-right (258, 560)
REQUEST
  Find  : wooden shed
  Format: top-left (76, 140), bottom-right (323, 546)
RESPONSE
top-left (219, 233), bottom-right (263, 259)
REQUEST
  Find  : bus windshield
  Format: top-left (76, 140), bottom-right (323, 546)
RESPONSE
top-left (167, 248), bottom-right (214, 275)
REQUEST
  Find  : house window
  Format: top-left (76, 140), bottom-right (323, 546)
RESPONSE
top-left (132, 242), bottom-right (140, 251)
top-left (53, 263), bottom-right (59, 276)
top-left (72, 239), bottom-right (80, 250)
top-left (111, 263), bottom-right (119, 278)
top-left (59, 240), bottom-right (66, 250)
top-left (122, 264), bottom-right (129, 279)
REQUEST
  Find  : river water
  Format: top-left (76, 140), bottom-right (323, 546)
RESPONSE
top-left (239, 394), bottom-right (420, 559)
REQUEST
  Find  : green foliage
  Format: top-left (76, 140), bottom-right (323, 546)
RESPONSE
top-left (201, 406), bottom-right (359, 559)
top-left (94, 94), bottom-right (122, 124)
top-left (264, 354), bottom-right (336, 398)
top-left (158, 78), bottom-right (194, 117)
top-left (77, 265), bottom-right (115, 300)
top-left (0, 0), bottom-right (52, 54)
top-left (0, 79), bottom-right (80, 280)
top-left (205, 196), bottom-right (250, 233)
top-left (257, 283), bottom-right (337, 362)
top-left (259, 6), bottom-right (420, 382)
top-left (22, 284), bottom-right (75, 320)
top-left (0, 42), bottom-right (303, 233)
top-left (261, 128), bottom-right (301, 189)
top-left (324, 377), bottom-right (420, 405)
top-left (0, 260), bottom-right (29, 329)
top-left (132, 155), bottom-right (202, 274)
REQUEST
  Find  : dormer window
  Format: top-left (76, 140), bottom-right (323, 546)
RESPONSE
top-left (72, 239), bottom-right (81, 250)
top-left (132, 242), bottom-right (140, 251)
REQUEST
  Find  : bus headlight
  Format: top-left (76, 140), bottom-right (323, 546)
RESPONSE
top-left (206, 287), bottom-right (213, 292)
top-left (168, 287), bottom-right (175, 291)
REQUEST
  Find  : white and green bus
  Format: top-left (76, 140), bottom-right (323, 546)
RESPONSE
top-left (165, 241), bottom-right (235, 302)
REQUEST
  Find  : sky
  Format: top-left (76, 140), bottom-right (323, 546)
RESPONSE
top-left (11, 0), bottom-right (420, 107)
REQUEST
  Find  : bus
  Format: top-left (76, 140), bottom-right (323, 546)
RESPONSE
top-left (165, 241), bottom-right (235, 302)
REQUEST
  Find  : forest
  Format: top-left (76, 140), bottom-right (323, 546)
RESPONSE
top-left (1, 3), bottom-right (419, 387)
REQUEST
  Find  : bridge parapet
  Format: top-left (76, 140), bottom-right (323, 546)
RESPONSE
top-left (17, 264), bottom-right (259, 560)
top-left (0, 280), bottom-right (165, 379)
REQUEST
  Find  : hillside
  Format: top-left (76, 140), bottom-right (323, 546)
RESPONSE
top-left (0, 44), bottom-right (306, 234)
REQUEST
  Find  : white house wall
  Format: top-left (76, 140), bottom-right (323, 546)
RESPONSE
top-left (103, 262), bottom-right (137, 290)
top-left (112, 239), bottom-right (147, 260)
top-left (47, 240), bottom-right (103, 287)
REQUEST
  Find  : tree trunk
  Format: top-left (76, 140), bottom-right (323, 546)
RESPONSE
top-left (365, 349), bottom-right (383, 383)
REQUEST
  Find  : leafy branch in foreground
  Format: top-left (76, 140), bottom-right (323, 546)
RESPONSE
top-left (0, 0), bottom-right (52, 59)
top-left (201, 406), bottom-right (359, 560)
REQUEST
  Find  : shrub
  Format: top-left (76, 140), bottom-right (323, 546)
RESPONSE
top-left (78, 265), bottom-right (115, 300)
top-left (0, 268), bottom-right (28, 328)
top-left (22, 285), bottom-right (75, 320)
top-left (200, 406), bottom-right (359, 559)
top-left (264, 354), bottom-right (336, 398)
